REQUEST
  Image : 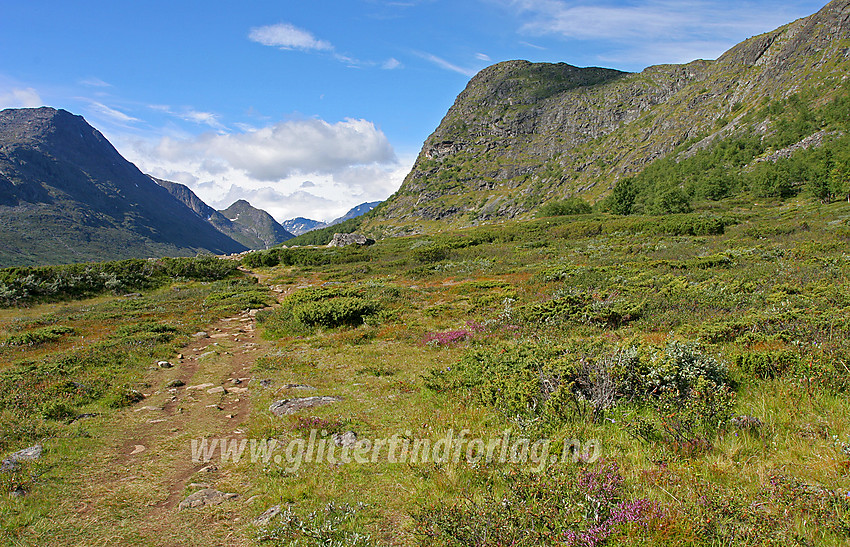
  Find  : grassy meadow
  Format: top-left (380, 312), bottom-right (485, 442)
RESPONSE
top-left (1, 198), bottom-right (850, 545)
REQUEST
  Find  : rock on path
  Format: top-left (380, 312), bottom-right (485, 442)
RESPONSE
top-left (177, 488), bottom-right (238, 510)
top-left (269, 396), bottom-right (342, 416)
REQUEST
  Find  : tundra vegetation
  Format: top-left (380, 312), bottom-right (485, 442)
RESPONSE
top-left (0, 194), bottom-right (849, 546)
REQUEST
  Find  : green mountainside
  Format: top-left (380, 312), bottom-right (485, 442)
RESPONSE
top-left (0, 108), bottom-right (248, 266)
top-left (367, 0), bottom-right (850, 235)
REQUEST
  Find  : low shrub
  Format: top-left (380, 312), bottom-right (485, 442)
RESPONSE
top-left (2, 325), bottom-right (74, 347)
top-left (0, 256), bottom-right (239, 306)
top-left (257, 502), bottom-right (373, 546)
top-left (292, 297), bottom-right (379, 328)
top-left (537, 197), bottom-right (593, 217)
top-left (521, 292), bottom-right (643, 328)
top-left (735, 349), bottom-right (800, 379)
top-left (413, 461), bottom-right (663, 546)
top-left (257, 286), bottom-right (381, 336)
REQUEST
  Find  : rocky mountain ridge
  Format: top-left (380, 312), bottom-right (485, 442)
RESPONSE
top-left (0, 107), bottom-right (248, 266)
top-left (152, 178), bottom-right (294, 249)
top-left (367, 0), bottom-right (850, 233)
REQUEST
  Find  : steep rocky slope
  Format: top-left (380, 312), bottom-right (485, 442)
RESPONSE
top-left (219, 199), bottom-right (294, 249)
top-left (369, 0), bottom-right (850, 233)
top-left (153, 178), bottom-right (293, 249)
top-left (0, 107), bottom-right (248, 266)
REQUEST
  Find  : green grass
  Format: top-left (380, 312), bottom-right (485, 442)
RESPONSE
top-left (2, 197), bottom-right (850, 545)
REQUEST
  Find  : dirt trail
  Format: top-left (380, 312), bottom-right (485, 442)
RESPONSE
top-left (73, 272), bottom-right (300, 546)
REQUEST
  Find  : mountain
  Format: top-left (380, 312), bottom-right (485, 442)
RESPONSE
top-left (282, 217), bottom-right (327, 236)
top-left (368, 0), bottom-right (850, 233)
top-left (219, 199), bottom-right (294, 249)
top-left (329, 201), bottom-right (382, 225)
top-left (0, 107), bottom-right (248, 267)
top-left (152, 178), bottom-right (293, 249)
top-left (282, 201), bottom-right (382, 236)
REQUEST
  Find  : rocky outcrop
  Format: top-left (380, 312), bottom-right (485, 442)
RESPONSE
top-left (327, 233), bottom-right (374, 247)
top-left (369, 0), bottom-right (850, 232)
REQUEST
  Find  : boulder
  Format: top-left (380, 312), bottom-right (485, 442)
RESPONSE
top-left (327, 233), bottom-right (374, 247)
top-left (1, 444), bottom-right (43, 472)
top-left (269, 396), bottom-right (342, 417)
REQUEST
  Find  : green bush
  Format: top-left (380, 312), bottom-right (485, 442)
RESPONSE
top-left (104, 386), bottom-right (145, 409)
top-left (423, 342), bottom-right (557, 416)
top-left (2, 325), bottom-right (74, 347)
top-left (735, 349), bottom-right (799, 379)
top-left (0, 256), bottom-right (239, 306)
top-left (537, 197), bottom-right (592, 217)
top-left (42, 401), bottom-right (76, 421)
top-left (641, 340), bottom-right (729, 395)
top-left (257, 285), bottom-right (381, 336)
top-left (521, 292), bottom-right (642, 328)
top-left (292, 297), bottom-right (379, 328)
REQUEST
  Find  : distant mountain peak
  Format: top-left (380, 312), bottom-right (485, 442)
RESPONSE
top-left (151, 178), bottom-right (293, 250)
top-left (0, 108), bottom-right (248, 266)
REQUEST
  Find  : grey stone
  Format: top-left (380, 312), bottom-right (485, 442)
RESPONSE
top-left (1, 444), bottom-right (43, 472)
top-left (269, 396), bottom-right (342, 416)
top-left (333, 431), bottom-right (358, 448)
top-left (157, 360), bottom-right (174, 369)
top-left (731, 415), bottom-right (763, 430)
top-left (166, 379), bottom-right (185, 388)
top-left (254, 504), bottom-right (282, 526)
top-left (192, 331), bottom-right (209, 338)
top-left (177, 488), bottom-right (238, 510)
top-left (327, 233), bottom-right (374, 247)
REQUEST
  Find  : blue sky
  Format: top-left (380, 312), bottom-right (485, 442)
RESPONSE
top-left (0, 0), bottom-right (828, 221)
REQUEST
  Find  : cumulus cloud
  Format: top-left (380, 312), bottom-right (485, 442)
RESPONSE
top-left (153, 117), bottom-right (396, 181)
top-left (115, 118), bottom-right (413, 222)
top-left (0, 87), bottom-right (43, 109)
top-left (249, 23), bottom-right (333, 51)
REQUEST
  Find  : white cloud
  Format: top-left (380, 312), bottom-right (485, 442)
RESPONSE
top-left (383, 57), bottom-right (403, 69)
top-left (519, 40), bottom-right (547, 50)
top-left (88, 101), bottom-right (139, 124)
top-left (249, 23), bottom-right (333, 51)
top-left (0, 87), bottom-right (43, 109)
top-left (115, 119), bottom-right (413, 222)
top-left (476, 53), bottom-right (492, 62)
top-left (152, 117), bottom-right (396, 181)
top-left (149, 104), bottom-right (226, 131)
top-left (505, 0), bottom-right (813, 67)
top-left (79, 77), bottom-right (112, 88)
top-left (415, 52), bottom-right (480, 76)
